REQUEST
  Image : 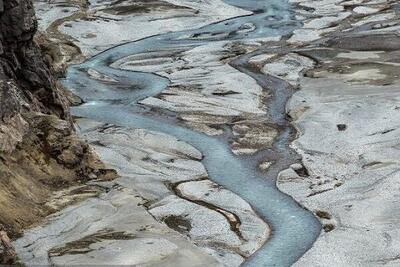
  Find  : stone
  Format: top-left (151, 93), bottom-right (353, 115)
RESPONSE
top-left (337, 124), bottom-right (347, 131)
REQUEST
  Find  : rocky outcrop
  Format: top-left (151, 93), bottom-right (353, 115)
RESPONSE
top-left (0, 0), bottom-right (114, 239)
top-left (0, 0), bottom-right (68, 121)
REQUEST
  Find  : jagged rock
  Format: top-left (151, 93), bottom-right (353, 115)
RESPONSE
top-left (0, 0), bottom-right (69, 148)
top-left (0, 225), bottom-right (16, 264)
top-left (0, 0), bottom-right (113, 237)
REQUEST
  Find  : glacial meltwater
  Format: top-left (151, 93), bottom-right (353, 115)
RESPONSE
top-left (27, 0), bottom-right (322, 266)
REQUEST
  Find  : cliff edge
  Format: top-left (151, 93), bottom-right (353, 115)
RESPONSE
top-left (0, 0), bottom-right (114, 240)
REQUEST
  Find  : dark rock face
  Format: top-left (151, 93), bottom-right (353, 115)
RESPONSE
top-left (0, 0), bottom-right (68, 123)
top-left (0, 0), bottom-right (115, 240)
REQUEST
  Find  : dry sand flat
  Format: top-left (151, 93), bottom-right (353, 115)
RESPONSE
top-left (273, 0), bottom-right (400, 266)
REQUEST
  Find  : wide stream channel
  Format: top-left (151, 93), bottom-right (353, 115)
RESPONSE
top-left (64, 0), bottom-right (321, 266)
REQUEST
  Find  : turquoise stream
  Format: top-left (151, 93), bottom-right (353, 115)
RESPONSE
top-left (64, 1), bottom-right (321, 266)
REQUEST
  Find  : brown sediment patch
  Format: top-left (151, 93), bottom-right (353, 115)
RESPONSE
top-left (327, 33), bottom-right (400, 51)
top-left (162, 215), bottom-right (192, 234)
top-left (101, 0), bottom-right (192, 16)
top-left (48, 229), bottom-right (135, 257)
top-left (44, 185), bottom-right (107, 211)
top-left (300, 44), bottom-right (400, 86)
top-left (230, 121), bottom-right (279, 155)
top-left (202, 240), bottom-right (249, 258)
top-left (315, 210), bottom-right (332, 220)
top-left (307, 60), bottom-right (400, 86)
top-left (322, 223), bottom-right (335, 232)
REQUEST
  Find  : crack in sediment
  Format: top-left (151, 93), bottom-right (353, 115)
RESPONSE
top-left (167, 178), bottom-right (247, 243)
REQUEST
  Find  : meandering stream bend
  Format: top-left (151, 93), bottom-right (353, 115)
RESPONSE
top-left (65, 0), bottom-right (321, 266)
